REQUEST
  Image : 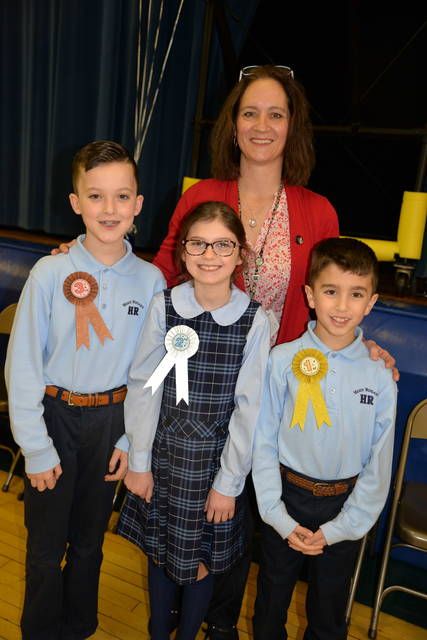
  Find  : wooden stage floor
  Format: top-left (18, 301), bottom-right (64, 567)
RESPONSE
top-left (0, 472), bottom-right (426, 640)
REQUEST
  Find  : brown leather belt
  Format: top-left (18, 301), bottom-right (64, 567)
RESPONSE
top-left (281, 466), bottom-right (357, 497)
top-left (45, 385), bottom-right (127, 408)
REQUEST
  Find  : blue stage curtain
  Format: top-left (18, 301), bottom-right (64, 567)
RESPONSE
top-left (0, 0), bottom-right (259, 249)
top-left (0, 0), bottom-right (139, 238)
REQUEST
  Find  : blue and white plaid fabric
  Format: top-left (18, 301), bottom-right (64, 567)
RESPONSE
top-left (118, 289), bottom-right (258, 584)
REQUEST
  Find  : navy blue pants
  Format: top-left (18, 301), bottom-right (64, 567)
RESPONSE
top-left (21, 393), bottom-right (124, 640)
top-left (253, 472), bottom-right (361, 640)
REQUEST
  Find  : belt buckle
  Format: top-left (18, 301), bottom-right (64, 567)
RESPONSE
top-left (313, 482), bottom-right (334, 496)
top-left (67, 390), bottom-right (81, 406)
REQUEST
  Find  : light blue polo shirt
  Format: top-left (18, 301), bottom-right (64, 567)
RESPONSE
top-left (5, 235), bottom-right (165, 473)
top-left (252, 321), bottom-right (397, 545)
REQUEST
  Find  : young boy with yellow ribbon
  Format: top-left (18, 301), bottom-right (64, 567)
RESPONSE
top-left (251, 237), bottom-right (397, 640)
top-left (5, 140), bottom-right (165, 640)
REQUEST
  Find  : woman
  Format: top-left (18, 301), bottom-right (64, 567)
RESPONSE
top-left (150, 65), bottom-right (396, 640)
top-left (153, 65), bottom-right (337, 347)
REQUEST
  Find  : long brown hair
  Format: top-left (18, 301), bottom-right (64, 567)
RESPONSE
top-left (175, 201), bottom-right (249, 281)
top-left (210, 65), bottom-right (315, 186)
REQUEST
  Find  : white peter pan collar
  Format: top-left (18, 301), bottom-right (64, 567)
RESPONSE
top-left (171, 281), bottom-right (251, 326)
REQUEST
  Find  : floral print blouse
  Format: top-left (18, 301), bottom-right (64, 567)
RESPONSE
top-left (243, 187), bottom-right (291, 345)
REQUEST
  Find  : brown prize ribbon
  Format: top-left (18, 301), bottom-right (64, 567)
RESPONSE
top-left (63, 272), bottom-right (113, 350)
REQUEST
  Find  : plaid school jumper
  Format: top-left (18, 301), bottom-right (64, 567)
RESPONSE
top-left (118, 289), bottom-right (259, 585)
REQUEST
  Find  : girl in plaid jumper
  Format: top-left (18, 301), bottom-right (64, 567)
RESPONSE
top-left (118, 202), bottom-right (270, 640)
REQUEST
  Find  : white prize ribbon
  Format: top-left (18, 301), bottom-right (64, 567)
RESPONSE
top-left (144, 325), bottom-right (199, 405)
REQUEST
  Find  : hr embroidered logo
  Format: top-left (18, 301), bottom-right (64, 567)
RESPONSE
top-left (353, 387), bottom-right (378, 405)
top-left (122, 300), bottom-right (144, 316)
top-left (128, 306), bottom-right (139, 316)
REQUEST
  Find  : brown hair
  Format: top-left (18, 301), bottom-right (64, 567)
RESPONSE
top-left (175, 201), bottom-right (249, 281)
top-left (210, 65), bottom-right (315, 185)
top-left (308, 237), bottom-right (379, 292)
top-left (71, 140), bottom-right (138, 192)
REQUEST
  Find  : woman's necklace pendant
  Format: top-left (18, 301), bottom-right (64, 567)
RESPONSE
top-left (248, 217), bottom-right (257, 228)
top-left (255, 256), bottom-right (264, 267)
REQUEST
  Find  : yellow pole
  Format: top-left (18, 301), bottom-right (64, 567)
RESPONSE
top-left (396, 191), bottom-right (427, 260)
top-left (343, 191), bottom-right (427, 262)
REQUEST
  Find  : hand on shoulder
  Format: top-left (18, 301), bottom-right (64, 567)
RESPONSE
top-left (365, 338), bottom-right (399, 381)
top-left (50, 239), bottom-right (77, 255)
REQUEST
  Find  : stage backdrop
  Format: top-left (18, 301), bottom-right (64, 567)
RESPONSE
top-left (0, 0), bottom-right (258, 249)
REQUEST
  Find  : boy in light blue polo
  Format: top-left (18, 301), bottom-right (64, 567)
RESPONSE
top-left (252, 237), bottom-right (397, 640)
top-left (5, 140), bottom-right (165, 640)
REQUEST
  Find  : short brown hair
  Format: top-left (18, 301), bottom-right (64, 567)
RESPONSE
top-left (71, 140), bottom-right (138, 192)
top-left (175, 201), bottom-right (249, 281)
top-left (308, 237), bottom-right (379, 292)
top-left (210, 65), bottom-right (315, 185)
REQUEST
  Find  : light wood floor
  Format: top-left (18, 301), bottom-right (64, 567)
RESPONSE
top-left (0, 472), bottom-right (426, 640)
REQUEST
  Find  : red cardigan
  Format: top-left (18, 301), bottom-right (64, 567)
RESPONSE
top-left (152, 179), bottom-right (339, 345)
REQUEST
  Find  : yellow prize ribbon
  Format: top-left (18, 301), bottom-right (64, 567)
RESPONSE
top-left (290, 349), bottom-right (332, 431)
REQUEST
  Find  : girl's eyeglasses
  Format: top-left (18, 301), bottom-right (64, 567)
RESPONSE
top-left (239, 65), bottom-right (294, 82)
top-left (182, 239), bottom-right (239, 257)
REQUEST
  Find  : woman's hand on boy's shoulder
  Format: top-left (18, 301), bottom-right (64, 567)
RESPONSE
top-left (50, 239), bottom-right (76, 255)
top-left (365, 339), bottom-right (399, 381)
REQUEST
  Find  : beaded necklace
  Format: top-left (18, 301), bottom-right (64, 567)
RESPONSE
top-left (238, 182), bottom-right (284, 299)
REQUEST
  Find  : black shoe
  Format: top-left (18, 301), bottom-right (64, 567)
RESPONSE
top-left (204, 624), bottom-right (239, 640)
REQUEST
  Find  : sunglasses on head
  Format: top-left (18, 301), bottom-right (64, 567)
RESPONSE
top-left (238, 65), bottom-right (294, 82)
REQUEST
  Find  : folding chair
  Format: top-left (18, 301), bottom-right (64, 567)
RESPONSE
top-left (0, 303), bottom-right (22, 491)
top-left (345, 531), bottom-right (369, 624)
top-left (368, 398), bottom-right (427, 638)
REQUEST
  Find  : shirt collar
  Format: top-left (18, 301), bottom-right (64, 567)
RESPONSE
top-left (306, 320), bottom-right (366, 359)
top-left (69, 235), bottom-right (138, 275)
top-left (171, 281), bottom-right (251, 325)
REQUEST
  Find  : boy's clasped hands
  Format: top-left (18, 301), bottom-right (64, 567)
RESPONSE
top-left (288, 525), bottom-right (327, 555)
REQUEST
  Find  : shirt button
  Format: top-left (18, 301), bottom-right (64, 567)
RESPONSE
top-left (330, 369), bottom-right (336, 374)
top-left (102, 304), bottom-right (107, 309)
top-left (330, 387), bottom-right (336, 394)
top-left (331, 353), bottom-right (337, 358)
top-left (103, 283), bottom-right (108, 289)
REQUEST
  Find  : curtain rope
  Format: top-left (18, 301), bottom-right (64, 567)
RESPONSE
top-left (134, 0), bottom-right (185, 162)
